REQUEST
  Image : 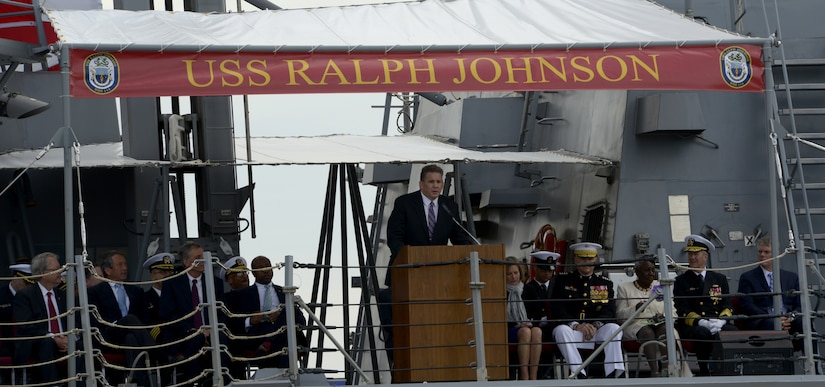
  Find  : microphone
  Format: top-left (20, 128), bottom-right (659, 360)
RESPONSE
top-left (440, 203), bottom-right (481, 245)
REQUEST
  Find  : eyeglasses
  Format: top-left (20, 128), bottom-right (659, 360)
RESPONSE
top-left (229, 271), bottom-right (247, 277)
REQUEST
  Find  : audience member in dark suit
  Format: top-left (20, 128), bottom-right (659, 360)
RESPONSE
top-left (87, 250), bottom-right (154, 385)
top-left (737, 235), bottom-right (817, 358)
top-left (159, 242), bottom-right (229, 384)
top-left (738, 236), bottom-right (801, 329)
top-left (0, 263), bottom-right (34, 357)
top-left (229, 256), bottom-right (307, 370)
top-left (674, 235), bottom-right (737, 376)
top-left (13, 252), bottom-right (68, 385)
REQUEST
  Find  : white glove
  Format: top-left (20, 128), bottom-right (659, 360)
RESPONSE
top-left (704, 319), bottom-right (723, 334)
top-left (697, 319), bottom-right (712, 330)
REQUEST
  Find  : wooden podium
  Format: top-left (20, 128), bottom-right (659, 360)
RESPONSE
top-left (391, 244), bottom-right (507, 382)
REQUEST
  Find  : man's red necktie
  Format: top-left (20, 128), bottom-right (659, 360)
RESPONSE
top-left (192, 279), bottom-right (203, 327)
top-left (47, 291), bottom-right (60, 334)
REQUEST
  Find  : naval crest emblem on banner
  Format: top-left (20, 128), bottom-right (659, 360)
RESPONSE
top-left (83, 52), bottom-right (119, 95)
top-left (720, 46), bottom-right (752, 89)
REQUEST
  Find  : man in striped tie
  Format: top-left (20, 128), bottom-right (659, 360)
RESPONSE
top-left (382, 164), bottom-right (474, 359)
top-left (386, 164), bottom-right (473, 282)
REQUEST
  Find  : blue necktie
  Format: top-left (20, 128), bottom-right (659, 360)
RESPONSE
top-left (115, 284), bottom-right (128, 317)
top-left (262, 284), bottom-right (273, 311)
top-left (767, 272), bottom-right (774, 292)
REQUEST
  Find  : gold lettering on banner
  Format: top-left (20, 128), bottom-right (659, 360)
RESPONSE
top-left (502, 58), bottom-right (536, 84)
top-left (178, 51), bottom-right (661, 90)
top-left (406, 59), bottom-right (438, 84)
top-left (629, 54), bottom-right (660, 81)
top-left (470, 57), bottom-right (502, 84)
top-left (535, 57), bottom-right (568, 83)
top-left (319, 60), bottom-right (350, 85)
top-left (247, 60), bottom-right (270, 86)
top-left (183, 59), bottom-right (216, 87)
top-left (570, 56), bottom-right (594, 83)
top-left (285, 60), bottom-right (320, 85)
top-left (596, 55), bottom-right (627, 82)
top-left (220, 60), bottom-right (243, 87)
top-left (452, 58), bottom-right (468, 84)
top-left (378, 59), bottom-right (404, 85)
top-left (350, 59), bottom-right (380, 85)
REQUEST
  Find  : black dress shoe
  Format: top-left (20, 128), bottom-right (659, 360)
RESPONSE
top-left (606, 370), bottom-right (625, 378)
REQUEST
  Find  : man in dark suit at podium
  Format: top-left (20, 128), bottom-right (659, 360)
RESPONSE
top-left (386, 164), bottom-right (473, 274)
top-left (381, 164), bottom-right (473, 361)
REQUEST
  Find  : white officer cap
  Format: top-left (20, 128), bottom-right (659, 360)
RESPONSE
top-left (684, 234), bottom-right (715, 253)
top-left (9, 263), bottom-right (35, 284)
top-left (570, 242), bottom-right (602, 258)
top-left (218, 256), bottom-right (247, 280)
top-left (530, 251), bottom-right (560, 271)
top-left (143, 252), bottom-right (176, 271)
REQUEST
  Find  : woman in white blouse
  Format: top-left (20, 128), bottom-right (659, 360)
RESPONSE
top-left (616, 258), bottom-right (680, 377)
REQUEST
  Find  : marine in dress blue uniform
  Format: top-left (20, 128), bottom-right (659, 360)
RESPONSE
top-left (551, 243), bottom-right (625, 378)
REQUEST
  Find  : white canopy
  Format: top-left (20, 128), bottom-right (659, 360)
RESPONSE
top-left (235, 134), bottom-right (610, 165)
top-left (0, 142), bottom-right (168, 169)
top-left (0, 135), bottom-right (610, 169)
top-left (45, 0), bottom-right (763, 53)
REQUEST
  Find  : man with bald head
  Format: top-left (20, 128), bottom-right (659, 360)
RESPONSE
top-left (229, 255), bottom-right (307, 369)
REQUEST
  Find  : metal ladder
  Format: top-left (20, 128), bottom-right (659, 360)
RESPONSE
top-left (771, 51), bottom-right (825, 374)
top-left (775, 57), bottom-right (825, 257)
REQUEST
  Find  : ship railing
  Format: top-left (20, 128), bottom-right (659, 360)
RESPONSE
top-left (3, 248), bottom-right (823, 385)
top-left (338, 246), bottom-right (824, 381)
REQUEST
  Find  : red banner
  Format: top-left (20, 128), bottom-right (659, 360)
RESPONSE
top-left (70, 45), bottom-right (764, 98)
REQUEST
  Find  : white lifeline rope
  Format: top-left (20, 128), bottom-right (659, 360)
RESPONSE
top-left (73, 141), bottom-right (90, 259)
